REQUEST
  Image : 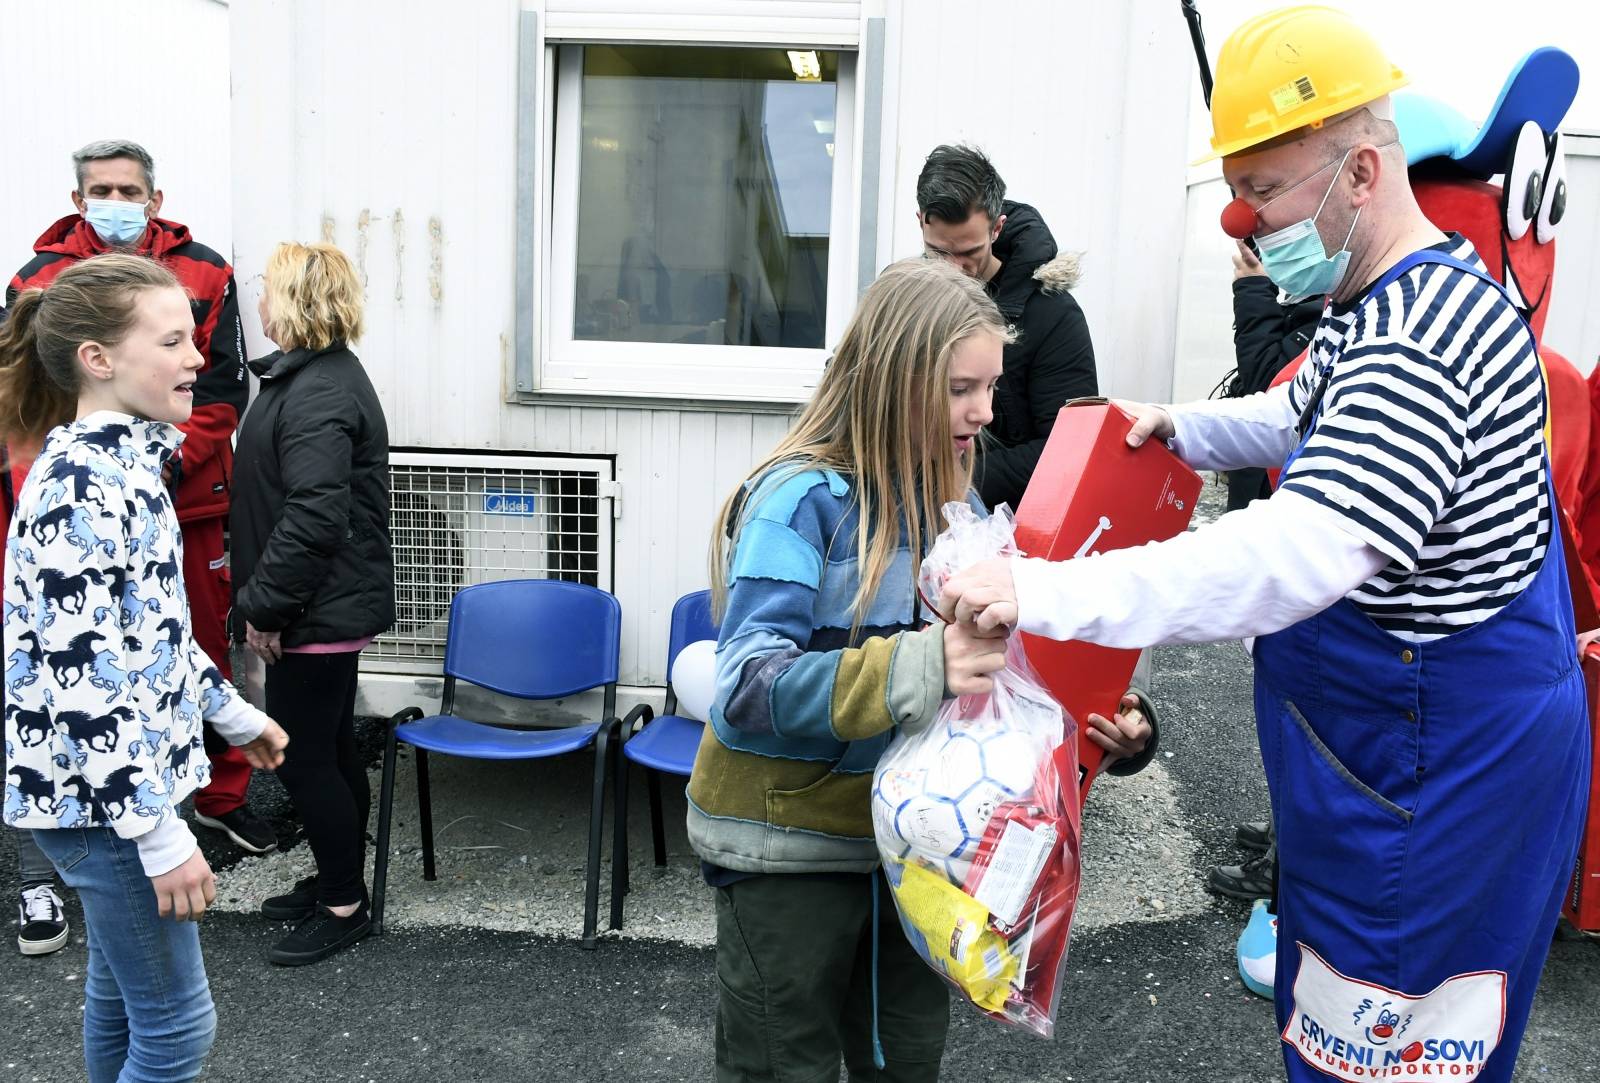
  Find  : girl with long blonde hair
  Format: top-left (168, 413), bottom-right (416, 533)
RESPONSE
top-left (688, 256), bottom-right (1010, 1079)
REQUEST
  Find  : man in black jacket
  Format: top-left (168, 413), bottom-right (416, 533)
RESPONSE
top-left (916, 146), bottom-right (1098, 510)
top-left (1215, 240), bottom-right (1323, 510)
top-left (916, 146), bottom-right (1160, 781)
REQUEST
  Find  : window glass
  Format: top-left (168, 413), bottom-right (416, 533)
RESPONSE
top-left (572, 45), bottom-right (838, 349)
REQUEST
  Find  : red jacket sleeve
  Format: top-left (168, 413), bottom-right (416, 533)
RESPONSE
top-left (178, 269), bottom-right (248, 472)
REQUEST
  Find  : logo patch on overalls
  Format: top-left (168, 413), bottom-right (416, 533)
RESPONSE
top-left (1283, 944), bottom-right (1506, 1079)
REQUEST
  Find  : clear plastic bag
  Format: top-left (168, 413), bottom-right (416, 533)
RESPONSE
top-left (874, 502), bottom-right (1082, 1038)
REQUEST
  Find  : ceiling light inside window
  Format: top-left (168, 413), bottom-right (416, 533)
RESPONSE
top-left (787, 50), bottom-right (821, 82)
top-left (812, 118), bottom-right (834, 136)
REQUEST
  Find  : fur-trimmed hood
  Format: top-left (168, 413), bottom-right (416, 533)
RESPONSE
top-left (1033, 250), bottom-right (1083, 294)
top-left (989, 201), bottom-right (1082, 319)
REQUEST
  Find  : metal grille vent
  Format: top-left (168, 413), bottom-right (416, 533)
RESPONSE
top-left (366, 452), bottom-right (614, 674)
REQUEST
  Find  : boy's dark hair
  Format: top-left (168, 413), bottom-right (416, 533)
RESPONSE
top-left (916, 145), bottom-right (1005, 225)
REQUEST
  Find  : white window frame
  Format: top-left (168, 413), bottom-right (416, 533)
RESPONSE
top-left (540, 42), bottom-right (858, 403)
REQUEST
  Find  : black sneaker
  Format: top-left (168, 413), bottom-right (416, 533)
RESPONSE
top-left (268, 903), bottom-right (372, 967)
top-left (1235, 820), bottom-right (1273, 854)
top-left (18, 884), bottom-right (69, 956)
top-left (1207, 846), bottom-right (1277, 901)
top-left (261, 875), bottom-right (320, 922)
top-left (194, 805), bottom-right (278, 854)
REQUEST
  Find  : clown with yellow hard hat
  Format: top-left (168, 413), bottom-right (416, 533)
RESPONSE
top-left (940, 8), bottom-right (1588, 1081)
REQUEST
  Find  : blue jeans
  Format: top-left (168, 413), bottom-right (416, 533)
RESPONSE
top-left (31, 828), bottom-right (216, 1083)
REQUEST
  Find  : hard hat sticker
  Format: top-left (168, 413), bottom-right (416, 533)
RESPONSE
top-left (1271, 75), bottom-right (1318, 115)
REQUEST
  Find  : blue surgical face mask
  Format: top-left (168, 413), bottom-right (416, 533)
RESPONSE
top-left (1252, 148), bottom-right (1360, 303)
top-left (82, 198), bottom-right (150, 246)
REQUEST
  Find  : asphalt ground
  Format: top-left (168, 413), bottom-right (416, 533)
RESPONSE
top-left (4, 634), bottom-right (1598, 1082)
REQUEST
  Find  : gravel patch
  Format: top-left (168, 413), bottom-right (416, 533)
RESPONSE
top-left (1074, 761), bottom-right (1210, 928)
top-left (211, 739), bottom-right (1210, 949)
top-left (1190, 470), bottom-right (1228, 527)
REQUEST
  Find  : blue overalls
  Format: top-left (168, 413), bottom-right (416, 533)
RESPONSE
top-left (1253, 250), bottom-right (1590, 1082)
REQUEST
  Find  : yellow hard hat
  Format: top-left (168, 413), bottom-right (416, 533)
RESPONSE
top-left (1202, 5), bottom-right (1408, 162)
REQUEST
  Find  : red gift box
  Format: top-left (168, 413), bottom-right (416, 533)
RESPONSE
top-left (1013, 400), bottom-right (1202, 804)
top-left (1564, 642), bottom-right (1600, 932)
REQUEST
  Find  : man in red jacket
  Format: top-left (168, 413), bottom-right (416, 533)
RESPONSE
top-left (7, 140), bottom-right (275, 861)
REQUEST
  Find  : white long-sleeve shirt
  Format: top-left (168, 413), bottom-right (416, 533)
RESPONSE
top-left (1166, 383), bottom-right (1301, 473)
top-left (1012, 390), bottom-right (1389, 648)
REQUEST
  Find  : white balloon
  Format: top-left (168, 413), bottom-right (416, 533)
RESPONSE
top-left (670, 639), bottom-right (719, 722)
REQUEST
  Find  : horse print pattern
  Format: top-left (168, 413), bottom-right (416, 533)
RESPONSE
top-left (3, 414), bottom-right (262, 838)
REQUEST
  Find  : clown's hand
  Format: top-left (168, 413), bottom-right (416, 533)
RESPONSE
top-left (1111, 399), bottom-right (1175, 449)
top-left (939, 557), bottom-right (1018, 632)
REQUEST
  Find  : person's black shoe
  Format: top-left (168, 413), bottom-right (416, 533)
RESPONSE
top-left (18, 884), bottom-right (69, 956)
top-left (194, 805), bottom-right (278, 854)
top-left (261, 875), bottom-right (320, 922)
top-left (1207, 846), bottom-right (1276, 901)
top-left (1234, 820), bottom-right (1273, 854)
top-left (268, 903), bottom-right (372, 967)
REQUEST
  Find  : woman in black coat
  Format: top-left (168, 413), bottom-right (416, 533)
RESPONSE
top-left (232, 242), bottom-right (394, 966)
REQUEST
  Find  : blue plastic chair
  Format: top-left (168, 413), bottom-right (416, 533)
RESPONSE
top-left (608, 589), bottom-right (717, 929)
top-left (371, 580), bottom-right (647, 949)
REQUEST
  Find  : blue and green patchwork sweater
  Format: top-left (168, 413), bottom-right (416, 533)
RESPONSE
top-left (686, 466), bottom-right (949, 875)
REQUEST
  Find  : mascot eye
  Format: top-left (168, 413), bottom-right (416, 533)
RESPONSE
top-left (1503, 121), bottom-right (1546, 241)
top-left (1536, 131), bottom-right (1567, 244)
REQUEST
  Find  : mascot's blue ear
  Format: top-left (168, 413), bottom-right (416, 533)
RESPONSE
top-left (1394, 91), bottom-right (1477, 167)
top-left (1452, 47), bottom-right (1579, 178)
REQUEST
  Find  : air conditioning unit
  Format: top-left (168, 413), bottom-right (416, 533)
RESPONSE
top-left (365, 451), bottom-right (616, 675)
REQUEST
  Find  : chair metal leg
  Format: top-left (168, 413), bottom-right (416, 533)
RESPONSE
top-left (608, 703), bottom-right (650, 934)
top-left (415, 748), bottom-right (436, 882)
top-left (582, 721), bottom-right (614, 949)
top-left (610, 742), bottom-right (630, 931)
top-left (372, 723), bottom-right (400, 935)
top-left (647, 768), bottom-right (667, 868)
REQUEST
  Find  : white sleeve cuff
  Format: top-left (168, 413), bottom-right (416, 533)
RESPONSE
top-left (205, 692), bottom-right (270, 745)
top-left (132, 815), bottom-right (199, 878)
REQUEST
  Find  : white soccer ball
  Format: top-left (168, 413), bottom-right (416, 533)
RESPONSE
top-left (874, 714), bottom-right (1046, 880)
top-left (871, 767), bottom-right (926, 861)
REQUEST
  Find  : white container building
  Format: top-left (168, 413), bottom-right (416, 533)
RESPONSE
top-left (3, 0), bottom-right (1596, 714)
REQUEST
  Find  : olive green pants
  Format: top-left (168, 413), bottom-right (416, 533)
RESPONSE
top-left (713, 871), bottom-right (950, 1083)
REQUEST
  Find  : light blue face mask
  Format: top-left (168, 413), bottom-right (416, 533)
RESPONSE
top-left (1252, 148), bottom-right (1360, 303)
top-left (82, 198), bottom-right (150, 246)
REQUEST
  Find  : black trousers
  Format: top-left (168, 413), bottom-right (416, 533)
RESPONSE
top-left (265, 650), bottom-right (368, 907)
top-left (714, 871), bottom-right (950, 1083)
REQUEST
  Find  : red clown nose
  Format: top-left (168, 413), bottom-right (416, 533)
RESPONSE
top-left (1220, 197), bottom-right (1259, 239)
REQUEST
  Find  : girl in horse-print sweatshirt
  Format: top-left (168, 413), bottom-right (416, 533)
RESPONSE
top-left (1, 254), bottom-right (287, 1083)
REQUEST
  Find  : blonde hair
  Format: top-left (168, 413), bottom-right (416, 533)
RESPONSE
top-left (0, 253), bottom-right (180, 442)
top-left (263, 242), bottom-right (364, 351)
top-left (711, 257), bottom-right (1011, 631)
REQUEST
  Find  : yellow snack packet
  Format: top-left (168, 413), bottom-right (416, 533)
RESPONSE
top-left (889, 858), bottom-right (1020, 1012)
